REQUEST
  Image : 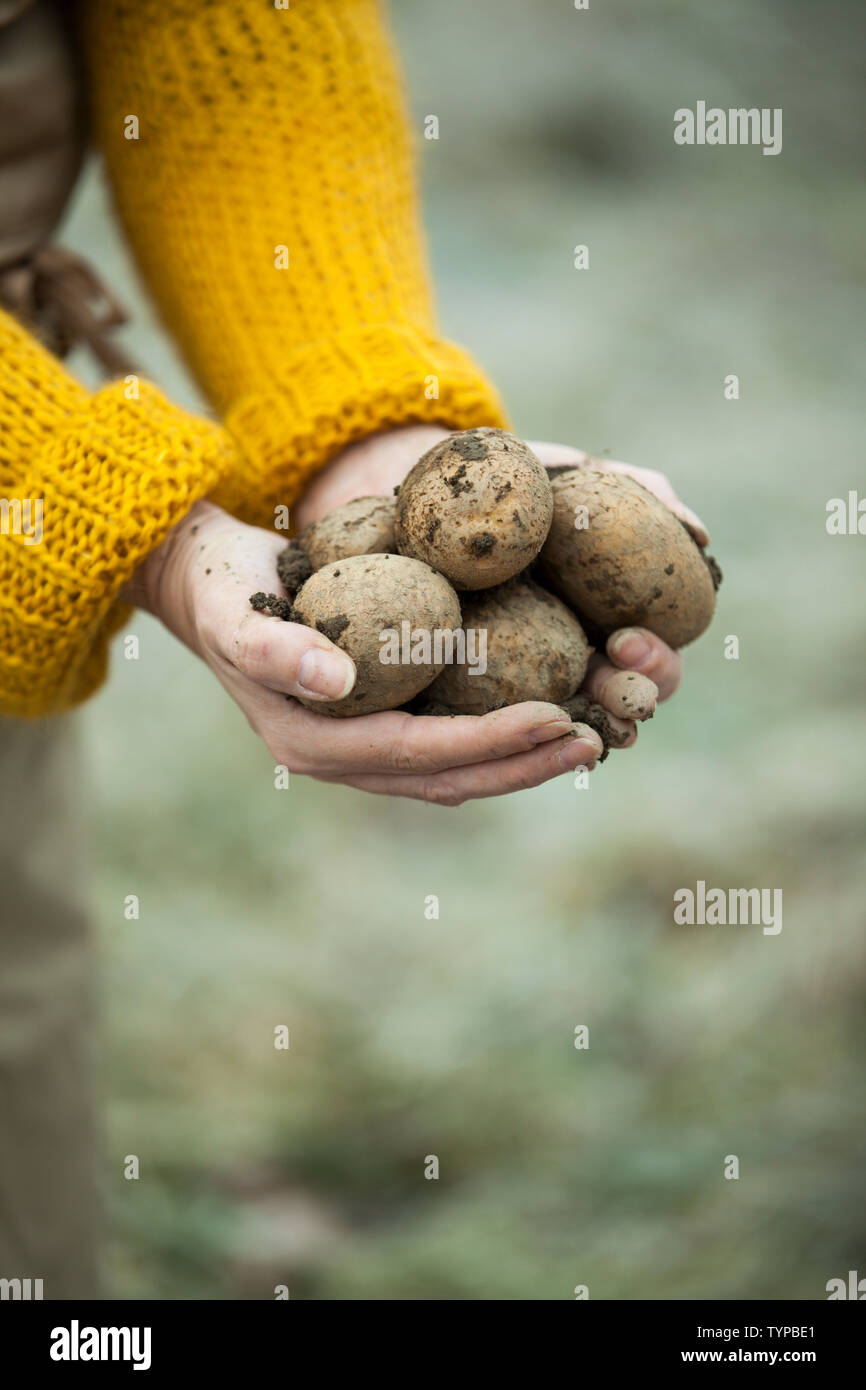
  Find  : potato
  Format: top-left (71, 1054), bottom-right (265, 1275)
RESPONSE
top-left (539, 468), bottom-right (718, 647)
top-left (394, 427), bottom-right (553, 590)
top-left (297, 495), bottom-right (396, 571)
top-left (425, 575), bottom-right (591, 715)
top-left (291, 553), bottom-right (462, 717)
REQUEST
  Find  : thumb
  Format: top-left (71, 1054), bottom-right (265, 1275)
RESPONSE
top-left (189, 524), bottom-right (357, 702)
top-left (227, 607), bottom-right (357, 701)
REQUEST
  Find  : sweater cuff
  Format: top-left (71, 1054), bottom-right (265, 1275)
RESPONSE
top-left (216, 323), bottom-right (508, 526)
top-left (0, 381), bottom-right (235, 717)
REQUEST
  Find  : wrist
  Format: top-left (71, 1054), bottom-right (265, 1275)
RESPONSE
top-left (294, 424), bottom-right (451, 531)
top-left (121, 499), bottom-right (222, 650)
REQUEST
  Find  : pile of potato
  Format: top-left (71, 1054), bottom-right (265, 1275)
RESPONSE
top-left (250, 428), bottom-right (721, 730)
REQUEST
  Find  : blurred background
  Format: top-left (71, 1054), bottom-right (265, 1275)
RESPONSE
top-left (62, 0), bottom-right (865, 1298)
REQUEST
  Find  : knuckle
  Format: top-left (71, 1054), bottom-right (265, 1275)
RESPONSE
top-left (389, 744), bottom-right (421, 773)
top-left (384, 716), bottom-right (431, 773)
top-left (513, 764), bottom-right (546, 793)
top-left (257, 722), bottom-right (312, 776)
top-left (423, 776), bottom-right (464, 808)
top-left (232, 627), bottom-right (272, 682)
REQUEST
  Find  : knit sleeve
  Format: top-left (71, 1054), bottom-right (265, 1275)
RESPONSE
top-left (82, 0), bottom-right (508, 526)
top-left (0, 307), bottom-right (235, 717)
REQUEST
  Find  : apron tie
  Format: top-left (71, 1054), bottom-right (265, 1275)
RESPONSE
top-left (0, 244), bottom-right (138, 376)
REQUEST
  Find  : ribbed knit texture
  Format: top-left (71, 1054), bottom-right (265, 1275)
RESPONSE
top-left (1, 0), bottom-right (506, 716)
top-left (0, 308), bottom-right (235, 716)
top-left (83, 0), bottom-right (507, 523)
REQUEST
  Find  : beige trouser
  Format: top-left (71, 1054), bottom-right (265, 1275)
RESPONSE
top-left (0, 715), bottom-right (101, 1298)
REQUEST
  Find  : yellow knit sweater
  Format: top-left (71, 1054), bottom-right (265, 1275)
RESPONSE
top-left (0, 0), bottom-right (505, 718)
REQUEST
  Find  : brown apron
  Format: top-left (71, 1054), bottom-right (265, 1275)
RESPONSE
top-left (0, 0), bottom-right (134, 373)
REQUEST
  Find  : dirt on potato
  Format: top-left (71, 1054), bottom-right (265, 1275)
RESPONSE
top-left (395, 428), bottom-right (554, 590)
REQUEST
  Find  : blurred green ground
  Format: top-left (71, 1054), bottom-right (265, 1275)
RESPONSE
top-left (62, 0), bottom-right (865, 1298)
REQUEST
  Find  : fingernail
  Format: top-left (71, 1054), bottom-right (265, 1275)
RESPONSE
top-left (298, 648), bottom-right (356, 699)
top-left (608, 629), bottom-right (652, 667)
top-left (529, 718), bottom-right (574, 745)
top-left (555, 724), bottom-right (604, 770)
top-left (570, 722), bottom-right (604, 758)
top-left (556, 735), bottom-right (600, 772)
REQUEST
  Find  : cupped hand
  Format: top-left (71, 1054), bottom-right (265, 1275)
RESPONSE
top-left (130, 423), bottom-right (696, 801)
top-left (294, 426), bottom-right (694, 755)
top-left (526, 438), bottom-right (693, 747)
top-left (127, 500), bottom-right (605, 804)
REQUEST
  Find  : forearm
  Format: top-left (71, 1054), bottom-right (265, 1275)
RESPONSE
top-left (0, 309), bottom-right (235, 717)
top-left (82, 0), bottom-right (506, 525)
